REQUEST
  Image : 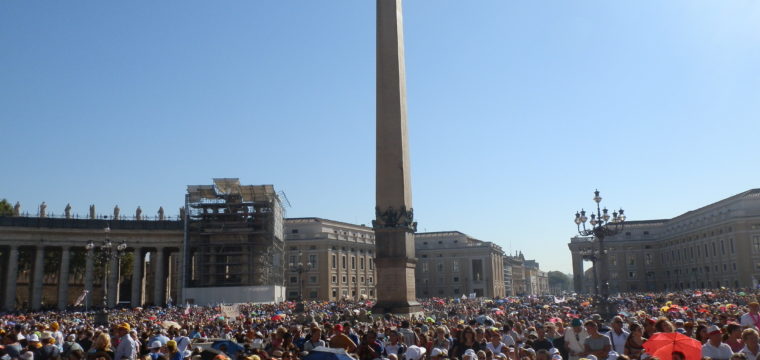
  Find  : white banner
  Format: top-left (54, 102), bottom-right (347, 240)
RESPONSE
top-left (220, 304), bottom-right (241, 318)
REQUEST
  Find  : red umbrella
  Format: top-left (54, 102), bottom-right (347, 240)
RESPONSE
top-left (643, 332), bottom-right (702, 360)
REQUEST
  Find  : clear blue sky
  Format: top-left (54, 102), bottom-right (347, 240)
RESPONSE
top-left (2, 1), bottom-right (759, 273)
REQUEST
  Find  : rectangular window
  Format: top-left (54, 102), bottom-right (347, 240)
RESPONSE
top-left (342, 276), bottom-right (347, 283)
top-left (753, 236), bottom-right (760, 253)
top-left (712, 243), bottom-right (716, 256)
top-left (609, 255), bottom-right (617, 266)
top-left (290, 276), bottom-right (297, 283)
top-left (627, 255), bottom-right (636, 266)
top-left (289, 255), bottom-right (297, 265)
top-left (309, 276), bottom-right (317, 284)
top-left (730, 238), bottom-right (735, 254)
top-left (309, 254), bottom-right (317, 267)
top-left (352, 276), bottom-right (356, 283)
top-left (645, 253), bottom-right (653, 265)
top-left (342, 256), bottom-right (346, 269)
top-left (452, 260), bottom-right (460, 273)
top-left (369, 277), bottom-right (373, 284)
top-left (437, 262), bottom-right (444, 272)
top-left (332, 289), bottom-right (337, 298)
top-left (360, 258), bottom-right (365, 270)
top-left (422, 262), bottom-right (429, 272)
top-left (628, 271), bottom-right (636, 279)
top-left (332, 254), bottom-right (337, 269)
top-left (332, 275), bottom-right (337, 283)
top-left (351, 256), bottom-right (356, 270)
top-left (369, 258), bottom-right (374, 270)
top-left (721, 240), bottom-right (725, 255)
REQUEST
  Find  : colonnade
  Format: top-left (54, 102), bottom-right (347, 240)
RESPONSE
top-left (1, 244), bottom-right (182, 311)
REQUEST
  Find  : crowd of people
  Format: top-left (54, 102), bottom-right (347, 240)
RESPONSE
top-left (3, 289), bottom-right (760, 360)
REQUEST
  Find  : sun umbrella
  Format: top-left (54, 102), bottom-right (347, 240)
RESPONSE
top-left (211, 340), bottom-right (245, 357)
top-left (643, 332), bottom-right (702, 360)
top-left (271, 314), bottom-right (285, 321)
top-left (304, 347), bottom-right (355, 360)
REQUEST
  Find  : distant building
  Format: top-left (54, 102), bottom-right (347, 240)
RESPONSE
top-left (284, 218), bottom-right (376, 301)
top-left (503, 253), bottom-right (549, 296)
top-left (569, 189), bottom-right (760, 292)
top-left (414, 231), bottom-right (506, 298)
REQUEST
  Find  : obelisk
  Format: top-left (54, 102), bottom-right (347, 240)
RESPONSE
top-left (372, 0), bottom-right (422, 315)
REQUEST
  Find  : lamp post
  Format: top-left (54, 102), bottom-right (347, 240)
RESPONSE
top-left (288, 251), bottom-right (312, 313)
top-left (573, 190), bottom-right (626, 320)
top-left (86, 226), bottom-right (127, 326)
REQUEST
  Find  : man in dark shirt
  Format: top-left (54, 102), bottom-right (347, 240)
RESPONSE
top-left (531, 324), bottom-right (554, 352)
top-left (78, 330), bottom-right (94, 353)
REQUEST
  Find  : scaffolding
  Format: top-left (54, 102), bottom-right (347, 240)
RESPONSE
top-left (185, 178), bottom-right (284, 288)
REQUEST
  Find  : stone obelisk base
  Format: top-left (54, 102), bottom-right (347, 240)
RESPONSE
top-left (371, 229), bottom-right (422, 316)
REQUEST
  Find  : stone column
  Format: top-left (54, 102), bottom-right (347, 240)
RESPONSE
top-left (84, 248), bottom-right (94, 308)
top-left (176, 246), bottom-right (185, 304)
top-left (4, 246), bottom-right (19, 311)
top-left (31, 246), bottom-right (45, 310)
top-left (57, 247), bottom-right (71, 310)
top-left (372, 0), bottom-right (421, 315)
top-left (131, 248), bottom-right (143, 307)
top-left (571, 250), bottom-right (584, 293)
top-left (153, 248), bottom-right (166, 306)
top-left (107, 255), bottom-right (119, 308)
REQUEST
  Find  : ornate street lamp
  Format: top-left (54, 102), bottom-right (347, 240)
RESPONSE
top-left (288, 251), bottom-right (313, 313)
top-left (573, 190), bottom-right (626, 319)
top-left (86, 226), bottom-right (127, 326)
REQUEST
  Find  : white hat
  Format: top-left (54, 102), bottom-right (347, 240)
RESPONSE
top-left (607, 351), bottom-right (619, 360)
top-left (40, 332), bottom-right (52, 341)
top-left (464, 349), bottom-right (477, 359)
top-left (406, 345), bottom-right (427, 360)
top-left (431, 348), bottom-right (448, 358)
top-left (707, 325), bottom-right (722, 335)
top-left (149, 341), bottom-right (162, 349)
top-left (28, 334), bottom-right (40, 342)
top-left (183, 350), bottom-right (193, 358)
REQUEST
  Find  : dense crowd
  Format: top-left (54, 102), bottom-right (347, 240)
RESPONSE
top-left (3, 289), bottom-right (760, 360)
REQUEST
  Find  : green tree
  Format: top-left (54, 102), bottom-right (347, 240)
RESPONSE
top-left (548, 271), bottom-right (572, 291)
top-left (0, 199), bottom-right (13, 216)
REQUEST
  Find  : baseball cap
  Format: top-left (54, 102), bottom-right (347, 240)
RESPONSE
top-left (464, 349), bottom-right (477, 359)
top-left (149, 341), bottom-right (162, 349)
top-left (707, 325), bottom-right (722, 335)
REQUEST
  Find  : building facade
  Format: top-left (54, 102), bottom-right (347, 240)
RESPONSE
top-left (569, 189), bottom-right (760, 292)
top-left (414, 231), bottom-right (506, 298)
top-left (284, 218), bottom-right (377, 301)
top-left (184, 179), bottom-right (286, 304)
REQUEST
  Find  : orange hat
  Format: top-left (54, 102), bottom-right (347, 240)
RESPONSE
top-left (117, 323), bottom-right (131, 331)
